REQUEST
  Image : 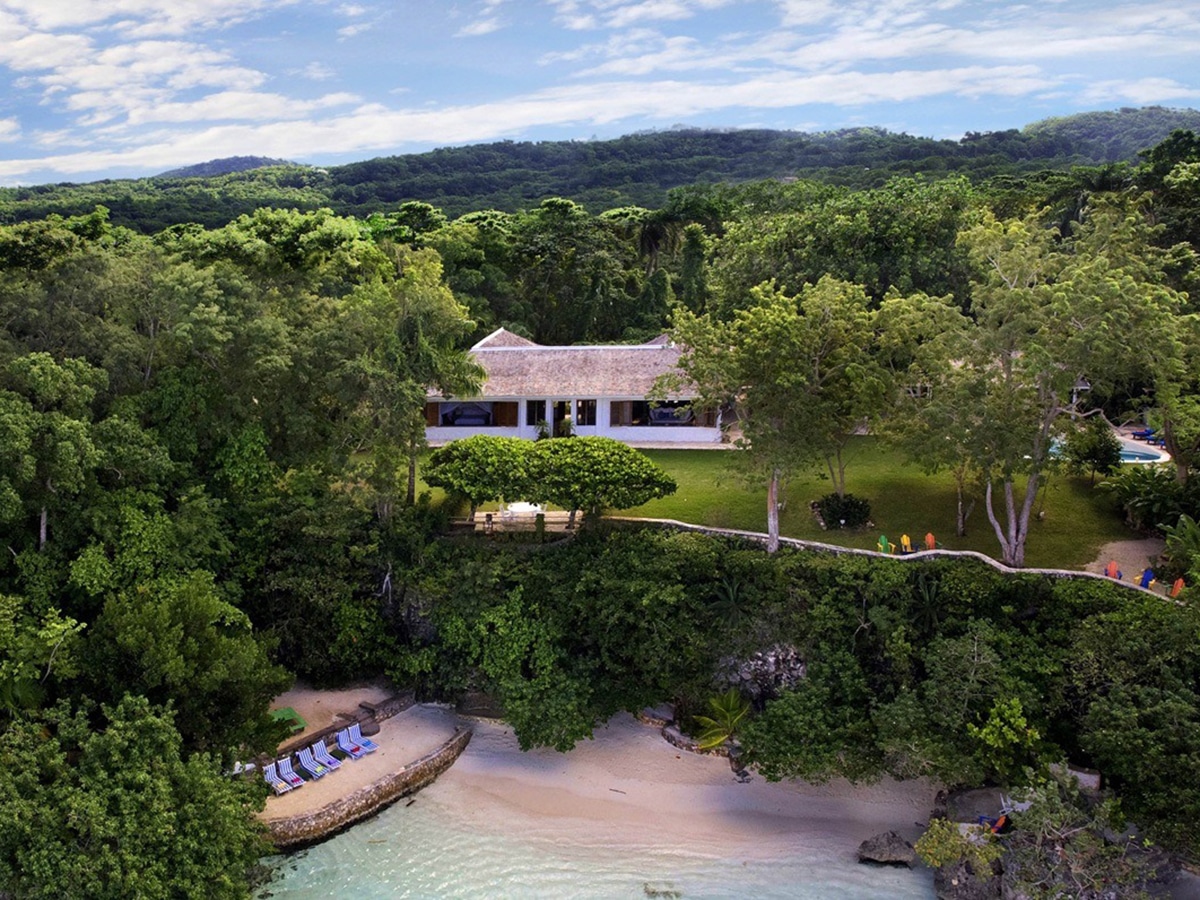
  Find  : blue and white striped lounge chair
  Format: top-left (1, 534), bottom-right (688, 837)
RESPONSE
top-left (276, 756), bottom-right (306, 788)
top-left (263, 762), bottom-right (292, 795)
top-left (297, 747), bottom-right (330, 779)
top-left (348, 722), bottom-right (379, 753)
top-left (311, 740), bottom-right (343, 770)
top-left (336, 728), bottom-right (367, 760)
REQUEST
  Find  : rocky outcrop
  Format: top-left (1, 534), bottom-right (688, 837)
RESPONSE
top-left (265, 727), bottom-right (472, 851)
top-left (717, 644), bottom-right (805, 702)
top-left (857, 831), bottom-right (917, 867)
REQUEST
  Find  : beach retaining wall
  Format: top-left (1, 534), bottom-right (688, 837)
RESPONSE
top-left (265, 727), bottom-right (472, 851)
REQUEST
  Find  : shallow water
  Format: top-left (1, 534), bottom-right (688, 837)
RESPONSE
top-left (257, 781), bottom-right (935, 900)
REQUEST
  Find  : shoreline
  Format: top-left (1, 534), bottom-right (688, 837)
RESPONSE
top-left (433, 711), bottom-right (939, 861)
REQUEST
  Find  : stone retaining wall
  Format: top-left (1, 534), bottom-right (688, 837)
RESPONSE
top-left (265, 727), bottom-right (472, 851)
top-left (610, 517), bottom-right (1160, 597)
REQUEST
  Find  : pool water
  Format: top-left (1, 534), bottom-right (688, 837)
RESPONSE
top-left (1119, 445), bottom-right (1166, 463)
top-left (257, 783), bottom-right (936, 899)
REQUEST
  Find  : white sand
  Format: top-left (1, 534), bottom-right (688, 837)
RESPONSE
top-left (262, 692), bottom-right (938, 859)
top-left (261, 704), bottom-right (461, 822)
top-left (438, 711), bottom-right (938, 859)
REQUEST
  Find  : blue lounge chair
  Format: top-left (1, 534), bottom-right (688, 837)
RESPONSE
top-left (277, 756), bottom-right (305, 788)
top-left (297, 747), bottom-right (330, 779)
top-left (311, 740), bottom-right (343, 769)
top-left (263, 762), bottom-right (292, 795)
top-left (348, 722), bottom-right (379, 753)
top-left (1131, 427), bottom-right (1155, 441)
top-left (309, 744), bottom-right (343, 772)
top-left (337, 729), bottom-right (367, 760)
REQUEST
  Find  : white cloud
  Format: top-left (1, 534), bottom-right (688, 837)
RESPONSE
top-left (0, 118), bottom-right (20, 142)
top-left (0, 63), bottom-right (1058, 181)
top-left (456, 17), bottom-right (503, 37)
top-left (546, 0), bottom-right (736, 30)
top-left (1081, 77), bottom-right (1200, 105)
top-left (125, 90), bottom-right (360, 124)
top-left (300, 62), bottom-right (337, 81)
top-left (0, 0), bottom-right (302, 38)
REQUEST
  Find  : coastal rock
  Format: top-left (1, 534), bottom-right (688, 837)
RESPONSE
top-left (717, 644), bottom-right (806, 701)
top-left (857, 831), bottom-right (916, 867)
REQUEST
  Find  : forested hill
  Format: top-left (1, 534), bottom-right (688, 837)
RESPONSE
top-left (3, 105), bottom-right (1199, 231)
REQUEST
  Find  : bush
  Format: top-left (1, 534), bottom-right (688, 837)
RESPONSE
top-left (816, 493), bottom-right (872, 529)
top-left (1100, 464), bottom-right (1200, 532)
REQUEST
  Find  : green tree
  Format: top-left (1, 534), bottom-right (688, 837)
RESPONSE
top-left (0, 354), bottom-right (106, 550)
top-left (0, 594), bottom-right (84, 719)
top-left (79, 561), bottom-right (290, 758)
top-left (525, 437), bottom-right (676, 529)
top-left (0, 696), bottom-right (270, 899)
top-left (336, 244), bottom-right (482, 515)
top-left (424, 435), bottom-right (530, 520)
top-left (670, 277), bottom-right (888, 551)
top-left (930, 203), bottom-right (1181, 566)
top-left (1062, 416), bottom-right (1122, 484)
top-left (742, 648), bottom-right (881, 783)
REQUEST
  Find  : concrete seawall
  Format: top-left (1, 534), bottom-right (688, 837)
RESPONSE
top-left (265, 727), bottom-right (472, 851)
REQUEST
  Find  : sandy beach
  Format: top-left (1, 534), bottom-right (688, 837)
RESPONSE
top-left (436, 711), bottom-right (938, 861)
top-left (264, 691), bottom-right (937, 857)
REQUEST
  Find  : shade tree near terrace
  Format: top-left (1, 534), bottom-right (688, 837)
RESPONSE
top-left (668, 276), bottom-right (890, 552)
top-left (424, 435), bottom-right (676, 530)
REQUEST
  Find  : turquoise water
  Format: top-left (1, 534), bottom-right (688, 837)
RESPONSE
top-left (257, 783), bottom-right (935, 899)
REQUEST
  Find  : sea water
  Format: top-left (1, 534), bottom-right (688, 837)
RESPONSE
top-left (257, 783), bottom-right (936, 899)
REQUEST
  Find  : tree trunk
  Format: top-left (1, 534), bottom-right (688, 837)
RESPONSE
top-left (956, 482), bottom-right (967, 537)
top-left (984, 474), bottom-right (1037, 568)
top-left (39, 505), bottom-right (48, 551)
top-left (567, 507), bottom-right (578, 530)
top-left (766, 467), bottom-right (781, 553)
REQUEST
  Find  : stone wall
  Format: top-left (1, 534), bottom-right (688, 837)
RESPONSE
top-left (611, 517), bottom-right (1159, 597)
top-left (266, 727), bottom-right (472, 851)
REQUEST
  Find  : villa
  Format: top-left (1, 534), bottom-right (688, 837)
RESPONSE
top-left (424, 328), bottom-right (722, 445)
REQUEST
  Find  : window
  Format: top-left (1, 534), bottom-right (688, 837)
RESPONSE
top-left (526, 400), bottom-right (546, 427)
top-left (575, 399), bottom-right (597, 426)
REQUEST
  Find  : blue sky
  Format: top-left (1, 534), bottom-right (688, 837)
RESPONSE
top-left (0, 0), bottom-right (1198, 185)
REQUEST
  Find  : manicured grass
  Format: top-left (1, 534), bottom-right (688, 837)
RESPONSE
top-left (620, 438), bottom-right (1135, 569)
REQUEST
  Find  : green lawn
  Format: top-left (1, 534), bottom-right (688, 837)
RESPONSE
top-left (618, 438), bottom-right (1135, 569)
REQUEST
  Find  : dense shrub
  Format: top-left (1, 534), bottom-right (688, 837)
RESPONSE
top-left (816, 492), bottom-right (872, 529)
top-left (1102, 464), bottom-right (1200, 531)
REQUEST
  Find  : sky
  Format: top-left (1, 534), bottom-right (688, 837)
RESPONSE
top-left (0, 0), bottom-right (1198, 185)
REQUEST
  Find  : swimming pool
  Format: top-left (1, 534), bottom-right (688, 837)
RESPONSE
top-left (1120, 444), bottom-right (1168, 463)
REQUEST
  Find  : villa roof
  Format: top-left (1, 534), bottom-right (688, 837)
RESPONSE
top-left (437, 329), bottom-right (692, 399)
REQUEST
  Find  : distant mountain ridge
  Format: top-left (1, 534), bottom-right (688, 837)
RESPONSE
top-left (154, 156), bottom-right (295, 178)
top-left (3, 106), bottom-right (1200, 232)
top-left (156, 156), bottom-right (296, 178)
